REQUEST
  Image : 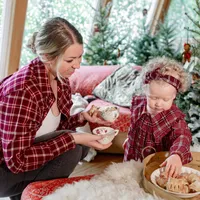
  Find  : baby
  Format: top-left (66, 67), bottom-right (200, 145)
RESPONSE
top-left (123, 57), bottom-right (192, 178)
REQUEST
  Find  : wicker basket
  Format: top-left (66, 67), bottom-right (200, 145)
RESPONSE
top-left (142, 151), bottom-right (200, 200)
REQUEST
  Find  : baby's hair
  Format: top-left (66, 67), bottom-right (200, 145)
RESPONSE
top-left (139, 57), bottom-right (191, 93)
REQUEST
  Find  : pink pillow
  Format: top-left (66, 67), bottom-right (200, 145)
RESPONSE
top-left (69, 65), bottom-right (118, 96)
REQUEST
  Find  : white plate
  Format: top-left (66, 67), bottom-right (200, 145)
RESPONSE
top-left (150, 167), bottom-right (200, 198)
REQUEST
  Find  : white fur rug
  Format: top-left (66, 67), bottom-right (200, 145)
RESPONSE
top-left (43, 134), bottom-right (200, 200)
top-left (43, 160), bottom-right (164, 200)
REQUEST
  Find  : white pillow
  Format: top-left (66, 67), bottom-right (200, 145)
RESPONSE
top-left (92, 65), bottom-right (141, 107)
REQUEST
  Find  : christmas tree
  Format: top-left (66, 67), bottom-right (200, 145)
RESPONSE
top-left (127, 14), bottom-right (182, 65)
top-left (83, 2), bottom-right (127, 65)
top-left (126, 32), bottom-right (158, 66)
top-left (151, 21), bottom-right (182, 62)
top-left (175, 63), bottom-right (200, 135)
top-left (126, 13), bottom-right (158, 66)
top-left (176, 0), bottom-right (200, 135)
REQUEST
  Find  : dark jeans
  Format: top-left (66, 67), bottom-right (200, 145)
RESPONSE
top-left (0, 130), bottom-right (89, 200)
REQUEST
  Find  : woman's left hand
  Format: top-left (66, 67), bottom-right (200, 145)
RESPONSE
top-left (160, 154), bottom-right (182, 178)
top-left (82, 110), bottom-right (112, 126)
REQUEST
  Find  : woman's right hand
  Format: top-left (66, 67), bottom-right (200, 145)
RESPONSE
top-left (71, 133), bottom-right (112, 150)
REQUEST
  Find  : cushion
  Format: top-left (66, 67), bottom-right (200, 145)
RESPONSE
top-left (86, 99), bottom-right (131, 133)
top-left (69, 65), bottom-right (118, 96)
top-left (21, 175), bottom-right (94, 200)
top-left (92, 65), bottom-right (141, 107)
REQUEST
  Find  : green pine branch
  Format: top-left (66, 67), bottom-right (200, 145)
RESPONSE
top-left (193, 7), bottom-right (200, 16)
top-left (187, 28), bottom-right (200, 36)
top-left (185, 12), bottom-right (200, 29)
top-left (196, 0), bottom-right (200, 11)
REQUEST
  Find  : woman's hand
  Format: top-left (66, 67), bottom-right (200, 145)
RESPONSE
top-left (160, 154), bottom-right (182, 178)
top-left (71, 132), bottom-right (112, 150)
top-left (82, 110), bottom-right (112, 126)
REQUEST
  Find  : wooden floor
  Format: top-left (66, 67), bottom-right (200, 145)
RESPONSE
top-left (70, 153), bottom-right (124, 177)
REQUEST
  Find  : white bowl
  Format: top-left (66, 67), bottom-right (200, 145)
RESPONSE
top-left (151, 166), bottom-right (200, 198)
top-left (92, 126), bottom-right (119, 144)
top-left (98, 106), bottom-right (119, 122)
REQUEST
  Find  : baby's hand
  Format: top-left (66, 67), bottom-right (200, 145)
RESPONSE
top-left (160, 154), bottom-right (182, 178)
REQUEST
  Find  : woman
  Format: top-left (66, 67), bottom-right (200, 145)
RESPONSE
top-left (0, 17), bottom-right (112, 200)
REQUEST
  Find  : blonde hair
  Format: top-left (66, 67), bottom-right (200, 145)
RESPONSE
top-left (27, 17), bottom-right (83, 82)
top-left (139, 57), bottom-right (191, 93)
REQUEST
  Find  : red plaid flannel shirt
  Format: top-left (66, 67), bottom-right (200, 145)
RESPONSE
top-left (124, 96), bottom-right (192, 164)
top-left (0, 58), bottom-right (85, 173)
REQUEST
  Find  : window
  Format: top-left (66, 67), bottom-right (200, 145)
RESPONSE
top-left (109, 0), bottom-right (152, 39)
top-left (20, 0), bottom-right (99, 66)
top-left (166, 0), bottom-right (197, 39)
top-left (107, 0), bottom-right (153, 64)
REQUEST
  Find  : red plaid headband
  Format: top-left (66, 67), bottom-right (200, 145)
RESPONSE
top-left (144, 68), bottom-right (181, 91)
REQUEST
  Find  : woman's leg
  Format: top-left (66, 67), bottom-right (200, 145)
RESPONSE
top-left (0, 144), bottom-right (89, 199)
top-left (33, 144), bottom-right (89, 180)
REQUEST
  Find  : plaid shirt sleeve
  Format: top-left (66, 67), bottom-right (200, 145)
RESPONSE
top-left (169, 119), bottom-right (192, 164)
top-left (59, 113), bottom-right (87, 131)
top-left (123, 96), bottom-right (145, 161)
top-left (1, 90), bottom-right (76, 174)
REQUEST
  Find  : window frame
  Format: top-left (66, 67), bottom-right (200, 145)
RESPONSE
top-left (148, 0), bottom-right (171, 35)
top-left (0, 0), bottom-right (27, 79)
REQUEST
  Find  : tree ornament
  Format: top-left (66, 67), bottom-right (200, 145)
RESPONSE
top-left (93, 23), bottom-right (100, 33)
top-left (192, 72), bottom-right (200, 83)
top-left (103, 60), bottom-right (107, 65)
top-left (182, 27), bottom-right (192, 64)
top-left (182, 43), bottom-right (192, 64)
top-left (117, 48), bottom-right (120, 58)
top-left (142, 8), bottom-right (148, 16)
